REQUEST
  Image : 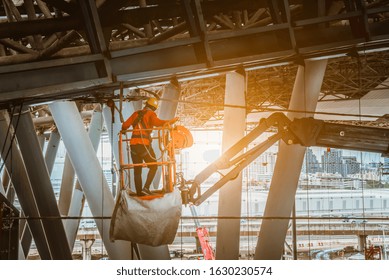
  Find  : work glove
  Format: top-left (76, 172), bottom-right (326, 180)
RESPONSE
top-left (170, 117), bottom-right (179, 124)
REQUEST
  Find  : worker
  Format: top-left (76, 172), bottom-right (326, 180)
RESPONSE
top-left (121, 97), bottom-right (179, 196)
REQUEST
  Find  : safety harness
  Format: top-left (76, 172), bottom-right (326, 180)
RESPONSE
top-left (131, 109), bottom-right (152, 142)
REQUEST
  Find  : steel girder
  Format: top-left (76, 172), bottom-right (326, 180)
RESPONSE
top-left (0, 1), bottom-right (389, 105)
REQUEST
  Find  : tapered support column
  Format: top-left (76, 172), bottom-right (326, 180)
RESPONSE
top-left (58, 154), bottom-right (76, 216)
top-left (60, 107), bottom-right (102, 218)
top-left (80, 239), bottom-right (95, 260)
top-left (152, 79), bottom-right (180, 188)
top-left (37, 132), bottom-right (46, 150)
top-left (49, 101), bottom-right (131, 260)
top-left (3, 171), bottom-right (13, 202)
top-left (20, 130), bottom-right (46, 256)
top-left (44, 129), bottom-right (60, 175)
top-left (65, 107), bottom-right (103, 249)
top-left (66, 185), bottom-right (85, 249)
top-left (255, 59), bottom-right (328, 260)
top-left (103, 100), bottom-right (135, 192)
top-left (12, 106), bottom-right (72, 259)
top-left (215, 71), bottom-right (246, 260)
top-left (0, 110), bottom-right (51, 259)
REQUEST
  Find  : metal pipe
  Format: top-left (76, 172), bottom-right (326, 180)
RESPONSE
top-left (49, 101), bottom-right (132, 260)
top-left (12, 105), bottom-right (72, 259)
top-left (33, 111), bottom-right (93, 127)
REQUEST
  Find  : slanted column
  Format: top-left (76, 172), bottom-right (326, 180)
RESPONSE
top-left (152, 79), bottom-right (181, 189)
top-left (66, 184), bottom-right (85, 249)
top-left (49, 101), bottom-right (132, 260)
top-left (65, 107), bottom-right (103, 249)
top-left (255, 59), bottom-right (328, 260)
top-left (20, 129), bottom-right (47, 254)
top-left (37, 131), bottom-right (46, 150)
top-left (0, 176), bottom-right (4, 195)
top-left (12, 106), bottom-right (72, 259)
top-left (0, 110), bottom-right (51, 259)
top-left (215, 71), bottom-right (246, 259)
top-left (80, 238), bottom-right (95, 260)
top-left (58, 154), bottom-right (76, 216)
top-left (59, 107), bottom-right (103, 217)
top-left (44, 128), bottom-right (60, 175)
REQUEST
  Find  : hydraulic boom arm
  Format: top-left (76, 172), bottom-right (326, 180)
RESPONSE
top-left (179, 112), bottom-right (389, 206)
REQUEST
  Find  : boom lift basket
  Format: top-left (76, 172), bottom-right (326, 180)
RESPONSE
top-left (110, 188), bottom-right (182, 246)
top-left (110, 124), bottom-right (192, 246)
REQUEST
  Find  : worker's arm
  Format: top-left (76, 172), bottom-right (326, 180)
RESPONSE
top-left (149, 111), bottom-right (179, 127)
top-left (121, 112), bottom-right (137, 130)
top-left (169, 117), bottom-right (179, 124)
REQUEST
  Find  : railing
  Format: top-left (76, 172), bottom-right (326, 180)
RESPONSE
top-left (118, 123), bottom-right (177, 195)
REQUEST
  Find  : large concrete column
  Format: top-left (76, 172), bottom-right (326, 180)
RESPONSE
top-left (255, 59), bottom-right (328, 260)
top-left (44, 128), bottom-right (60, 175)
top-left (215, 71), bottom-right (246, 259)
top-left (12, 106), bottom-right (72, 259)
top-left (0, 110), bottom-right (51, 259)
top-left (49, 101), bottom-right (131, 260)
top-left (152, 80), bottom-right (181, 189)
top-left (65, 107), bottom-right (103, 249)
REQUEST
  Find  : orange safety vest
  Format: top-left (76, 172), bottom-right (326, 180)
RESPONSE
top-left (122, 109), bottom-right (168, 146)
